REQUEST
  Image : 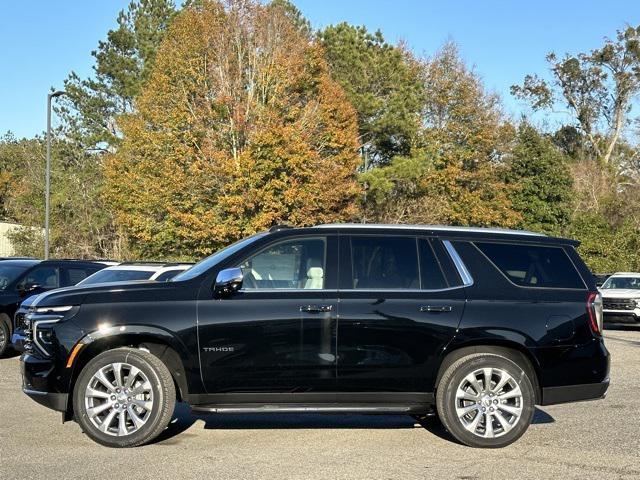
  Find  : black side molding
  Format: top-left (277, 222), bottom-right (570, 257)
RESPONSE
top-left (540, 379), bottom-right (609, 406)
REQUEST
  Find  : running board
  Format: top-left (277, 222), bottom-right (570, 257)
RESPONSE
top-left (191, 403), bottom-right (429, 414)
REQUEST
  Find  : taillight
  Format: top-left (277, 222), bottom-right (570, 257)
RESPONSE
top-left (587, 292), bottom-right (603, 335)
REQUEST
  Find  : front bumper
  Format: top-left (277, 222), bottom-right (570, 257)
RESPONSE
top-left (21, 352), bottom-right (68, 412)
top-left (11, 331), bottom-right (26, 352)
top-left (603, 309), bottom-right (639, 324)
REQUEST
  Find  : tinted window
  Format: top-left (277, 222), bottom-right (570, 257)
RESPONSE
top-left (419, 239), bottom-right (448, 289)
top-left (19, 266), bottom-right (60, 289)
top-left (173, 233), bottom-right (267, 281)
top-left (239, 237), bottom-right (326, 290)
top-left (0, 265), bottom-right (29, 290)
top-left (155, 270), bottom-right (182, 282)
top-left (475, 242), bottom-right (584, 289)
top-left (79, 269), bottom-right (155, 285)
top-left (66, 267), bottom-right (95, 286)
top-left (350, 236), bottom-right (419, 289)
top-left (602, 276), bottom-right (640, 290)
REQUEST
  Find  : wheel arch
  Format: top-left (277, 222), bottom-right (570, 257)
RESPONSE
top-left (435, 342), bottom-right (542, 404)
top-left (65, 329), bottom-right (190, 420)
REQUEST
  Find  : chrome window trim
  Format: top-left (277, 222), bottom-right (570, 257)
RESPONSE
top-left (443, 240), bottom-right (474, 287)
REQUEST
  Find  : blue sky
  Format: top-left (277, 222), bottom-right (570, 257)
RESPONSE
top-left (1, 0), bottom-right (638, 138)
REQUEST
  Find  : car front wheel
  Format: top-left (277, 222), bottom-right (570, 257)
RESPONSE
top-left (436, 352), bottom-right (535, 448)
top-left (73, 347), bottom-right (176, 448)
top-left (0, 315), bottom-right (10, 357)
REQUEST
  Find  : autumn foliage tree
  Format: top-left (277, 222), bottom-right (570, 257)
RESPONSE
top-left (362, 43), bottom-right (520, 227)
top-left (105, 0), bottom-right (361, 258)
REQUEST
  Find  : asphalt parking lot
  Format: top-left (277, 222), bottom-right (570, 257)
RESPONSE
top-left (1, 329), bottom-right (639, 480)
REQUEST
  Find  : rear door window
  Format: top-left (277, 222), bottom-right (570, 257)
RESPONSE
top-left (475, 242), bottom-right (584, 289)
top-left (350, 236), bottom-right (419, 289)
top-left (418, 239), bottom-right (448, 290)
top-left (65, 267), bottom-right (96, 286)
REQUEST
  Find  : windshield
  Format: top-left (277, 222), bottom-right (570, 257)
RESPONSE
top-left (602, 276), bottom-right (640, 290)
top-left (78, 269), bottom-right (155, 285)
top-left (172, 233), bottom-right (267, 282)
top-left (0, 265), bottom-right (29, 290)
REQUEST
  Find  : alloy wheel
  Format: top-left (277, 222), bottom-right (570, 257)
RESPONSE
top-left (454, 367), bottom-right (523, 438)
top-left (84, 362), bottom-right (154, 437)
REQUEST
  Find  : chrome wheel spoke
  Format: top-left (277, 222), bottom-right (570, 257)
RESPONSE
top-left (482, 368), bottom-right (493, 391)
top-left (464, 373), bottom-right (483, 395)
top-left (130, 382), bottom-right (151, 397)
top-left (497, 403), bottom-right (522, 416)
top-left (124, 366), bottom-right (140, 388)
top-left (86, 388), bottom-right (111, 400)
top-left (491, 372), bottom-right (509, 394)
top-left (112, 363), bottom-right (124, 388)
top-left (95, 369), bottom-right (115, 392)
top-left (464, 410), bottom-right (483, 433)
top-left (456, 403), bottom-right (479, 418)
top-left (131, 399), bottom-right (153, 411)
top-left (456, 388), bottom-right (479, 402)
top-left (118, 411), bottom-right (128, 436)
top-left (494, 410), bottom-right (513, 434)
top-left (99, 409), bottom-right (118, 433)
top-left (128, 406), bottom-right (144, 428)
top-left (498, 385), bottom-right (522, 400)
top-left (87, 401), bottom-right (113, 418)
top-left (484, 413), bottom-right (494, 438)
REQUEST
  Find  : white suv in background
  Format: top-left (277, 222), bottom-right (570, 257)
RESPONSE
top-left (599, 272), bottom-right (640, 325)
top-left (77, 262), bottom-right (193, 285)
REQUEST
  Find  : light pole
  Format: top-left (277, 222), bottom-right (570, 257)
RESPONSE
top-left (45, 90), bottom-right (65, 260)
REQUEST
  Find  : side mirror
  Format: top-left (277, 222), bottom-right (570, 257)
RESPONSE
top-left (19, 283), bottom-right (41, 297)
top-left (214, 268), bottom-right (243, 297)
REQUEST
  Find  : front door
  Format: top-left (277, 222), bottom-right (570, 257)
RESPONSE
top-left (337, 235), bottom-right (465, 393)
top-left (197, 235), bottom-right (338, 395)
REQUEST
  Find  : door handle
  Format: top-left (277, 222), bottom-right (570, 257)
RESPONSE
top-left (420, 305), bottom-right (453, 313)
top-left (300, 304), bottom-right (333, 313)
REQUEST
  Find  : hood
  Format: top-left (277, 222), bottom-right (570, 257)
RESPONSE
top-left (28, 279), bottom-right (173, 308)
top-left (598, 288), bottom-right (640, 299)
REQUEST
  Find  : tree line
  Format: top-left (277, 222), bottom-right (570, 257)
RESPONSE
top-left (1, 0), bottom-right (639, 272)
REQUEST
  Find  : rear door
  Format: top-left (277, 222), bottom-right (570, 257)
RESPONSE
top-left (336, 234), bottom-right (466, 393)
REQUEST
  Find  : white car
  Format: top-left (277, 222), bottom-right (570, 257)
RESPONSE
top-left (598, 272), bottom-right (640, 325)
top-left (77, 263), bottom-right (193, 285)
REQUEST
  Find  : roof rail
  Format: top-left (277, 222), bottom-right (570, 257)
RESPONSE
top-left (118, 261), bottom-right (195, 266)
top-left (269, 224), bottom-right (293, 232)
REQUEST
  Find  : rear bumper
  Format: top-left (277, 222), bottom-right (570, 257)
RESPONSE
top-left (540, 379), bottom-right (609, 406)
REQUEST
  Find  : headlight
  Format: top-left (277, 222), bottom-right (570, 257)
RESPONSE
top-left (34, 305), bottom-right (74, 314)
top-left (635, 299), bottom-right (640, 308)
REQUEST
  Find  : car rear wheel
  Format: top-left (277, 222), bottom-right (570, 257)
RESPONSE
top-left (0, 316), bottom-right (10, 357)
top-left (73, 347), bottom-right (175, 448)
top-left (436, 352), bottom-right (535, 448)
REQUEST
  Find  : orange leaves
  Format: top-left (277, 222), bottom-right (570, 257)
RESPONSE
top-left (105, 0), bottom-right (360, 258)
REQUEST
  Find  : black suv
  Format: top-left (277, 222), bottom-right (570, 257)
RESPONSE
top-left (18, 225), bottom-right (609, 448)
top-left (0, 258), bottom-right (108, 355)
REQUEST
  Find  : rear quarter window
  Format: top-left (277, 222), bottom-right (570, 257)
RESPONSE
top-left (475, 242), bottom-right (585, 289)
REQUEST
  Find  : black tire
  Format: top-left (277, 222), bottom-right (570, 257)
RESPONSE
top-left (0, 315), bottom-right (11, 357)
top-left (73, 347), bottom-right (176, 448)
top-left (436, 352), bottom-right (535, 448)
